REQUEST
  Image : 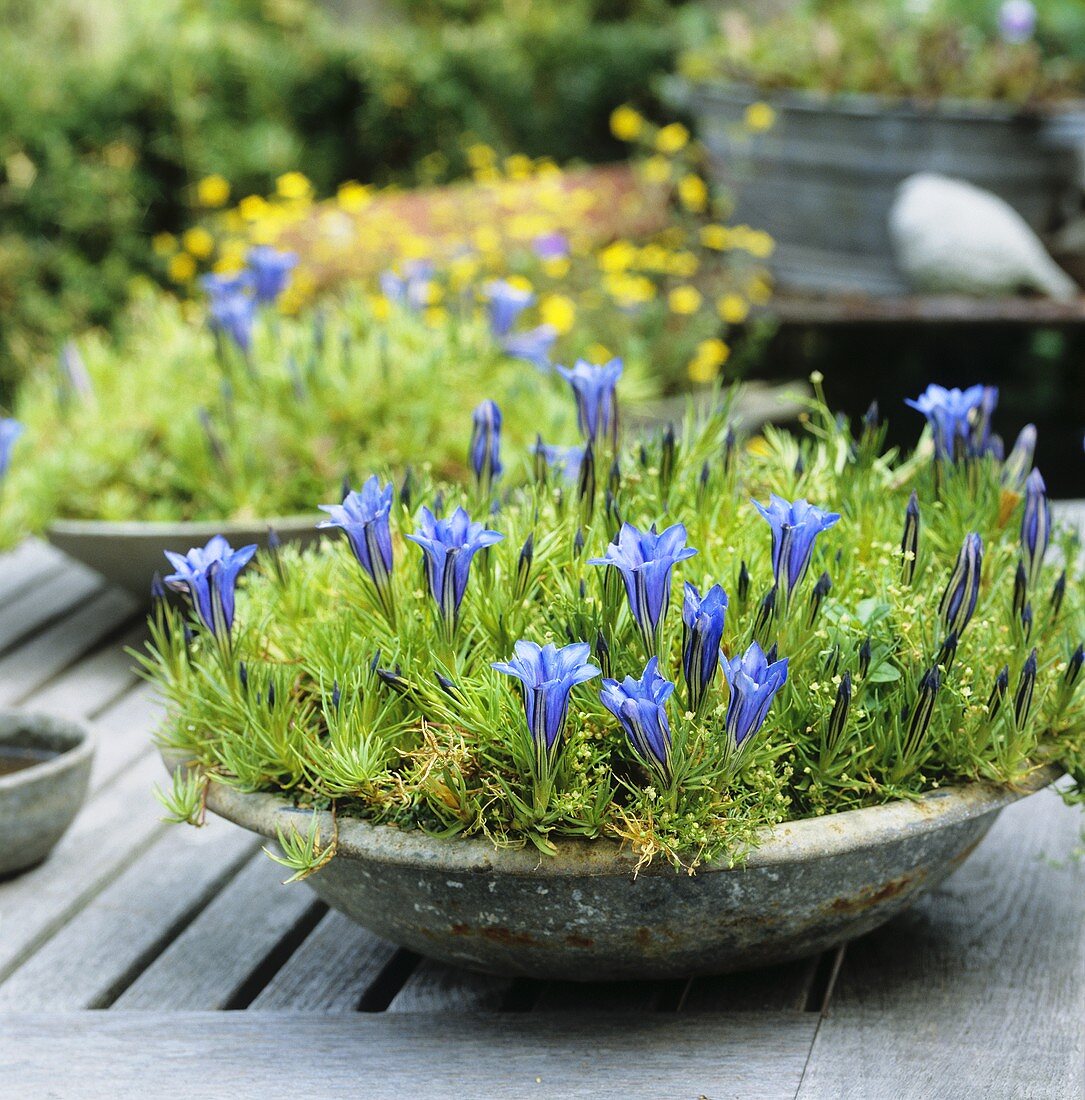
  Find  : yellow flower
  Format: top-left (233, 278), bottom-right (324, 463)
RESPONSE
top-left (539, 294), bottom-right (576, 335)
top-left (668, 285), bottom-right (702, 315)
top-left (667, 251), bottom-right (699, 278)
top-left (597, 239), bottom-right (637, 274)
top-left (424, 306), bottom-right (449, 328)
top-left (196, 174), bottom-right (230, 208)
top-left (745, 102), bottom-right (776, 133)
top-left (473, 225), bottom-right (501, 253)
top-left (466, 143), bottom-right (496, 169)
top-left (543, 257), bottom-right (570, 279)
top-left (504, 153), bottom-right (534, 180)
top-left (167, 252), bottom-right (196, 283)
top-left (505, 274), bottom-right (533, 294)
top-left (641, 155), bottom-right (671, 185)
top-left (182, 227), bottom-right (215, 260)
top-left (745, 230), bottom-right (775, 259)
top-left (276, 171), bottom-right (312, 201)
top-left (609, 104), bottom-right (644, 142)
top-left (688, 338), bottom-right (730, 384)
top-left (586, 343), bottom-right (613, 364)
top-left (151, 232), bottom-right (177, 257)
top-left (655, 122), bottom-right (690, 155)
top-left (337, 181), bottom-right (372, 213)
top-left (677, 174), bottom-right (708, 213)
top-left (717, 294), bottom-right (750, 325)
top-left (371, 295), bottom-right (392, 321)
top-left (604, 272), bottom-right (655, 306)
top-left (238, 195), bottom-right (270, 222)
top-left (747, 435), bottom-right (771, 457)
top-left (747, 273), bottom-right (773, 304)
top-left (699, 224), bottom-right (730, 251)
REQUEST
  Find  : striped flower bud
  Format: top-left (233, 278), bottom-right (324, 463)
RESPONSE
top-left (938, 533), bottom-right (982, 640)
top-left (901, 491), bottom-right (920, 584)
top-left (1014, 649), bottom-right (1038, 728)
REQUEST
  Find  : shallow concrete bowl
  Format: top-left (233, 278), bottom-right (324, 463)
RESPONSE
top-left (194, 764), bottom-right (1059, 980)
top-left (47, 516), bottom-right (322, 605)
top-left (1, 711), bottom-right (94, 878)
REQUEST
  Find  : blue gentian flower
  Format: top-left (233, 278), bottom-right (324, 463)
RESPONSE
top-left (206, 283), bottom-right (257, 354)
top-left (406, 506), bottom-right (503, 632)
top-left (538, 442), bottom-right (585, 484)
top-left (492, 641), bottom-right (600, 774)
top-left (380, 262), bottom-right (433, 311)
top-left (59, 341), bottom-right (94, 399)
top-left (531, 232), bottom-right (570, 260)
top-left (721, 641), bottom-right (789, 747)
top-left (682, 582), bottom-right (728, 713)
top-left (939, 532), bottom-right (983, 639)
top-left (201, 271), bottom-right (253, 297)
top-left (503, 324), bottom-right (556, 371)
top-left (557, 358), bottom-right (624, 444)
top-left (163, 535), bottom-right (257, 636)
top-left (905, 384), bottom-right (989, 462)
top-left (318, 476), bottom-right (396, 619)
top-left (0, 418), bottom-right (24, 481)
top-left (247, 246), bottom-right (298, 304)
top-left (752, 495), bottom-right (841, 604)
top-left (1000, 0), bottom-right (1036, 43)
top-left (469, 400), bottom-right (503, 489)
top-left (600, 657), bottom-right (676, 782)
top-left (485, 280), bottom-right (534, 339)
top-left (589, 522), bottom-right (698, 656)
top-left (1021, 468), bottom-right (1051, 588)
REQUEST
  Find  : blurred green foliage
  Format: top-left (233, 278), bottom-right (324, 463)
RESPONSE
top-left (0, 0), bottom-right (684, 398)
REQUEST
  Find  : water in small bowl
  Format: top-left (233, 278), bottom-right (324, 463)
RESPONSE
top-left (0, 745), bottom-right (60, 777)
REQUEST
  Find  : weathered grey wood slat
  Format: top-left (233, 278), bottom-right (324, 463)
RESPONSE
top-left (248, 910), bottom-right (400, 1012)
top-left (0, 753), bottom-right (172, 982)
top-left (0, 559), bottom-right (104, 654)
top-left (533, 977), bottom-right (681, 1012)
top-left (0, 820), bottom-right (258, 1010)
top-left (680, 956), bottom-right (823, 1012)
top-left (114, 853), bottom-right (324, 1010)
top-left (797, 786), bottom-right (1085, 1099)
top-left (27, 620), bottom-right (146, 720)
top-left (0, 539), bottom-right (67, 607)
top-left (85, 683), bottom-right (161, 790)
top-left (0, 1011), bottom-right (819, 1099)
top-left (385, 958), bottom-right (514, 1013)
top-left (0, 587), bottom-right (136, 707)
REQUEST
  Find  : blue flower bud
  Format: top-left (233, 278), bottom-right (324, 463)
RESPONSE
top-left (938, 533), bottom-right (983, 640)
top-left (600, 657), bottom-right (675, 783)
top-left (1021, 468), bottom-right (1051, 588)
top-left (682, 583), bottom-right (728, 713)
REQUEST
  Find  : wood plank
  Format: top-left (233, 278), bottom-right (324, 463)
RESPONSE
top-left (533, 978), bottom-right (682, 1012)
top-left (0, 1011), bottom-right (819, 1099)
top-left (85, 683), bottom-right (161, 791)
top-left (0, 560), bottom-right (103, 654)
top-left (114, 854), bottom-right (324, 1010)
top-left (248, 910), bottom-right (401, 1012)
top-left (0, 753), bottom-right (169, 982)
top-left (797, 786), bottom-right (1085, 1099)
top-left (0, 586), bottom-right (136, 706)
top-left (0, 820), bottom-right (257, 1010)
top-left (386, 958), bottom-right (514, 1013)
top-left (680, 956), bottom-right (822, 1013)
top-left (27, 621), bottom-right (146, 721)
top-left (0, 539), bottom-right (66, 607)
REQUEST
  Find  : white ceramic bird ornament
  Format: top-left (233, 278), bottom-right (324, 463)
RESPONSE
top-left (888, 172), bottom-right (1079, 299)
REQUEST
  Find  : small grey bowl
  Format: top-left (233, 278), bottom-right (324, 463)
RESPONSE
top-left (0, 711), bottom-right (94, 878)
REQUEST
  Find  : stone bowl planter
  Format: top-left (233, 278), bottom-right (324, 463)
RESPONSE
top-left (47, 515), bottom-right (321, 606)
top-left (671, 79), bottom-right (1085, 295)
top-left (185, 757), bottom-right (1059, 980)
top-left (1, 711), bottom-right (94, 878)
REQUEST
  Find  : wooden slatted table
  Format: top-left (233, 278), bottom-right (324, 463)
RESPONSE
top-left (1, 527), bottom-right (1083, 1100)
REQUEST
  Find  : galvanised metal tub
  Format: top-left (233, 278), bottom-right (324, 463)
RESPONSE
top-left (674, 80), bottom-right (1085, 295)
top-left (47, 515), bottom-right (321, 606)
top-left (192, 761), bottom-right (1060, 980)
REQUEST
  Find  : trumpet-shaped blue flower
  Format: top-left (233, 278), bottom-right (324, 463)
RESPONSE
top-left (721, 641), bottom-right (789, 747)
top-left (247, 246), bottom-right (298, 304)
top-left (503, 324), bottom-right (556, 371)
top-left (492, 641), bottom-right (600, 769)
top-left (469, 400), bottom-right (503, 488)
top-left (600, 657), bottom-right (676, 781)
top-left (380, 262), bottom-right (433, 311)
top-left (531, 232), bottom-right (570, 260)
top-left (589, 522), bottom-right (698, 656)
top-left (406, 506), bottom-right (503, 630)
top-left (905, 384), bottom-right (991, 463)
top-left (537, 442), bottom-right (585, 484)
top-left (206, 282), bottom-right (256, 354)
top-left (1000, 0), bottom-right (1036, 43)
top-left (318, 477), bottom-right (396, 618)
top-left (682, 583), bottom-right (728, 712)
top-left (163, 535), bottom-right (257, 636)
top-left (1021, 468), bottom-right (1051, 588)
top-left (752, 495), bottom-right (840, 602)
top-left (939, 532), bottom-right (983, 639)
top-left (485, 280), bottom-right (534, 339)
top-left (0, 418), bottom-right (24, 481)
top-left (557, 358), bottom-right (624, 444)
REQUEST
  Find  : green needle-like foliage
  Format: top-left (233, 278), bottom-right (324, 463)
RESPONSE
top-left (140, 383), bottom-right (1085, 871)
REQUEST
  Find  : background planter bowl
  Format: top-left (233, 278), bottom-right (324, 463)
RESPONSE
top-left (674, 80), bottom-right (1085, 295)
top-left (189, 759), bottom-right (1059, 980)
top-left (47, 516), bottom-right (322, 606)
top-left (1, 711), bottom-right (94, 878)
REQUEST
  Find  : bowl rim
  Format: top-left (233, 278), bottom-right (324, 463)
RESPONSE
top-left (47, 514), bottom-right (321, 539)
top-left (169, 751), bottom-right (1061, 879)
top-left (0, 711), bottom-right (95, 791)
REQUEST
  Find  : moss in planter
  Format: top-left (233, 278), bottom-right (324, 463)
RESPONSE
top-left (681, 2), bottom-right (1085, 104)
top-left (1, 282), bottom-right (657, 541)
top-left (140, 376), bottom-right (1085, 870)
